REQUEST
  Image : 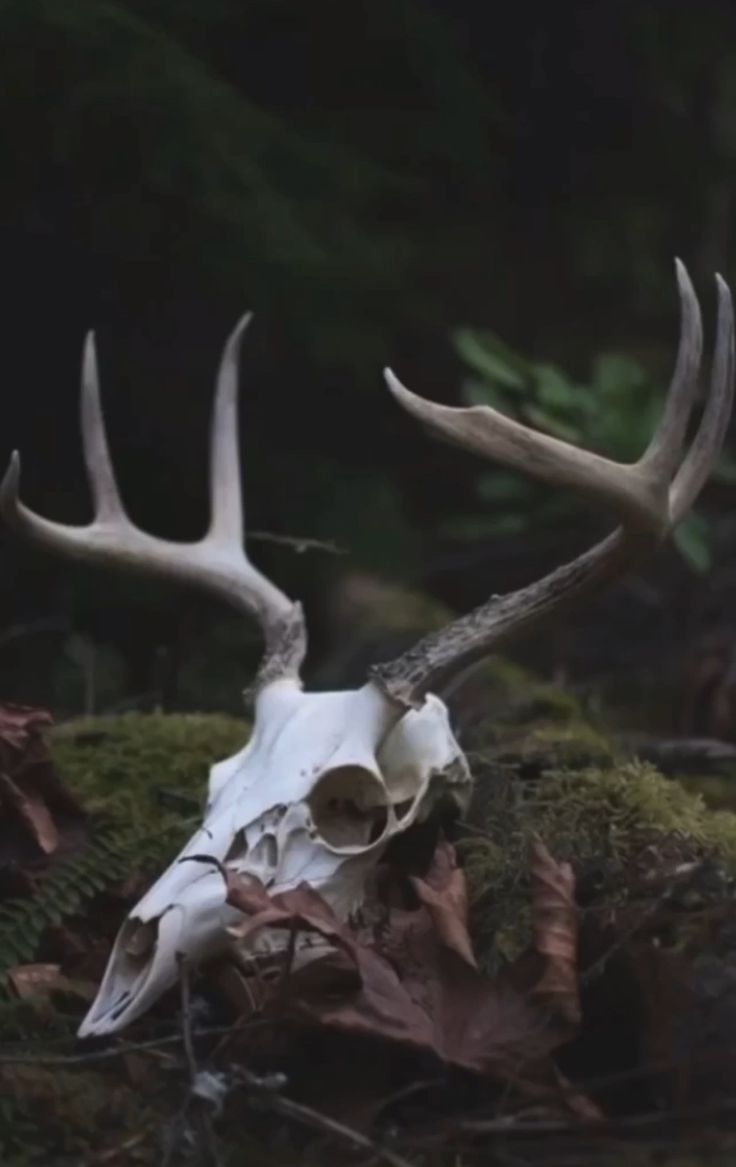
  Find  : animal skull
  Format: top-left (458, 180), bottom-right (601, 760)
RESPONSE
top-left (78, 683), bottom-right (471, 1035)
top-left (1, 260), bottom-right (732, 1036)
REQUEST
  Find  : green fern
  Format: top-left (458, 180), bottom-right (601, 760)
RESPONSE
top-left (0, 817), bottom-right (196, 992)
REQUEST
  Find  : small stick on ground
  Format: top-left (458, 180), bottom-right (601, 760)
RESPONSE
top-left (162, 955), bottom-right (223, 1167)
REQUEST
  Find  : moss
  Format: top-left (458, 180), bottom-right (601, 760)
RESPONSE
top-left (456, 657), bottom-right (585, 751)
top-left (480, 656), bottom-right (583, 724)
top-left (462, 757), bottom-right (736, 971)
top-left (678, 773), bottom-right (736, 813)
top-left (489, 718), bottom-right (616, 773)
top-left (534, 762), bottom-right (736, 866)
top-left (49, 712), bottom-right (249, 828)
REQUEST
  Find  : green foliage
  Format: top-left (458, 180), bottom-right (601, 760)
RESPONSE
top-left (449, 328), bottom-right (718, 573)
top-left (0, 819), bottom-right (189, 991)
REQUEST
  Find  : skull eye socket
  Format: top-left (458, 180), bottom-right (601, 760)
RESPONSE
top-left (225, 831), bottom-right (249, 864)
top-left (308, 765), bottom-right (388, 849)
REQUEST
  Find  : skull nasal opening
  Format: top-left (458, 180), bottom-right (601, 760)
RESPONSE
top-left (308, 766), bottom-right (389, 849)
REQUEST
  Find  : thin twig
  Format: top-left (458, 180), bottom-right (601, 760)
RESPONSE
top-left (178, 956), bottom-right (199, 1082)
top-left (93, 1131), bottom-right (151, 1163)
top-left (0, 1023), bottom-right (260, 1065)
top-left (452, 1095), bottom-right (736, 1140)
top-left (248, 530), bottom-right (346, 555)
top-left (177, 956), bottom-right (223, 1167)
top-left (235, 1067), bottom-right (413, 1167)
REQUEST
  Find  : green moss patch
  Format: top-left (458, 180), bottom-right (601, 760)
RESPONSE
top-left (462, 756), bottom-right (736, 970)
top-left (49, 712), bottom-right (249, 826)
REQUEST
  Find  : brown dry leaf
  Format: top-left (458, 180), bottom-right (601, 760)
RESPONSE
top-left (7, 962), bottom-right (63, 999)
top-left (221, 836), bottom-right (583, 1091)
top-left (508, 838), bottom-right (580, 1036)
top-left (409, 837), bottom-right (477, 967)
top-left (0, 704), bottom-right (53, 751)
top-left (0, 703), bottom-right (86, 866)
top-left (225, 871), bottom-right (357, 955)
top-left (530, 837), bottom-right (579, 1021)
top-left (7, 962), bottom-right (98, 1003)
top-left (0, 771), bottom-right (60, 853)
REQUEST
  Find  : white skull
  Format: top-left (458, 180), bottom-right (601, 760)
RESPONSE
top-left (77, 680), bottom-right (471, 1036)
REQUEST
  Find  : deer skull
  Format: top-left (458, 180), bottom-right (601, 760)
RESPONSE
top-left (1, 260), bottom-right (733, 1037)
top-left (77, 683), bottom-right (470, 1035)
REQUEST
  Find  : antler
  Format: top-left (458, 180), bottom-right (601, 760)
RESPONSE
top-left (371, 261), bottom-right (735, 708)
top-left (0, 316), bottom-right (306, 688)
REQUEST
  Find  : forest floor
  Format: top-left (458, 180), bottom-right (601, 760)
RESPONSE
top-left (1, 658), bottom-right (736, 1165)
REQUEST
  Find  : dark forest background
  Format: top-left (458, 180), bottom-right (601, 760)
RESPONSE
top-left (2, 0), bottom-right (736, 726)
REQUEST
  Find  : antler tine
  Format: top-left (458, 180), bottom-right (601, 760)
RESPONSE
top-left (0, 320), bottom-right (307, 689)
top-left (1, 336), bottom-right (131, 555)
top-left (372, 263), bottom-right (735, 708)
top-left (670, 272), bottom-right (735, 519)
top-left (384, 367), bottom-right (668, 537)
top-left (202, 311), bottom-right (307, 667)
top-left (638, 258), bottom-right (703, 479)
top-left (81, 332), bottom-right (128, 523)
top-left (207, 313), bottom-right (251, 546)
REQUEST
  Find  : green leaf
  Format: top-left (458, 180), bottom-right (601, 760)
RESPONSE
top-left (592, 353), bottom-right (648, 397)
top-left (533, 363), bottom-right (583, 416)
top-left (452, 328), bottom-right (529, 390)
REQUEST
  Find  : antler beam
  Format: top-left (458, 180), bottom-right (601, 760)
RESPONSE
top-left (371, 261), bottom-right (734, 708)
top-left (0, 316), bottom-right (306, 687)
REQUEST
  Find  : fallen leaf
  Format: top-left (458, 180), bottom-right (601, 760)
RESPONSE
top-left (220, 836), bottom-right (585, 1096)
top-left (226, 872), bottom-right (356, 957)
top-left (0, 704), bottom-right (53, 751)
top-left (409, 837), bottom-right (477, 967)
top-left (0, 703), bottom-right (86, 866)
top-left (7, 962), bottom-right (62, 999)
top-left (7, 962), bottom-right (98, 1003)
top-left (527, 837), bottom-right (580, 1029)
top-left (0, 771), bottom-right (59, 853)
